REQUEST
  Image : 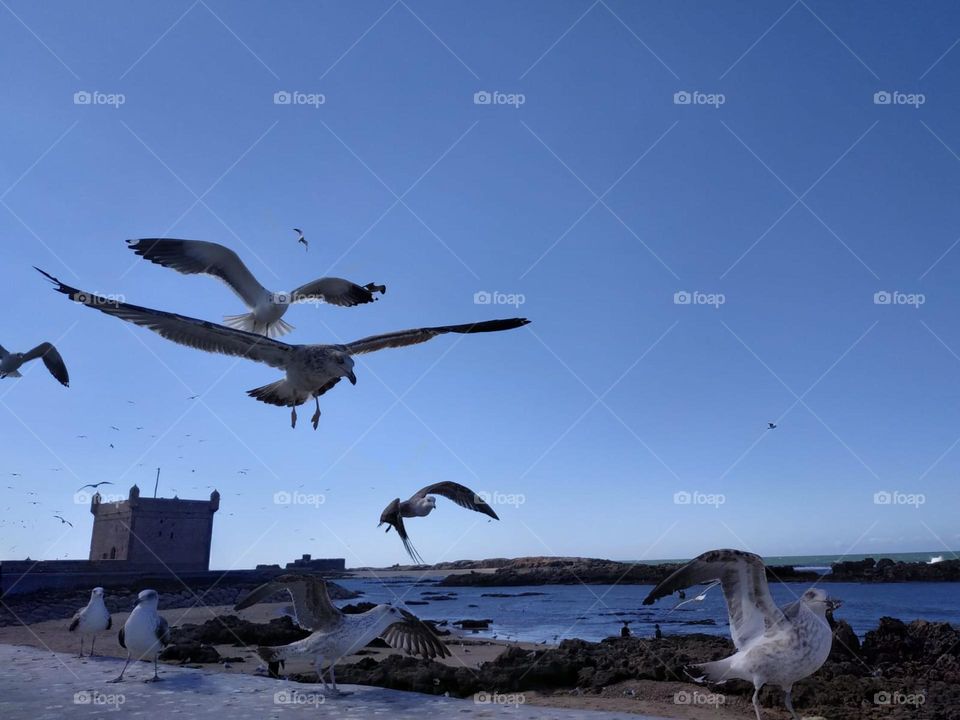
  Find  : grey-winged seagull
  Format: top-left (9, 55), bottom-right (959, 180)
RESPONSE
top-left (126, 239), bottom-right (384, 338)
top-left (37, 268), bottom-right (529, 430)
top-left (643, 549), bottom-right (840, 720)
top-left (234, 574), bottom-right (449, 694)
top-left (293, 228), bottom-right (308, 251)
top-left (379, 482), bottom-right (499, 564)
top-left (68, 587), bottom-right (111, 657)
top-left (0, 342), bottom-right (69, 386)
top-left (109, 589), bottom-right (170, 682)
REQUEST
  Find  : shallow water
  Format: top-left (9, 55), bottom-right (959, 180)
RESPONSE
top-left (338, 577), bottom-right (960, 644)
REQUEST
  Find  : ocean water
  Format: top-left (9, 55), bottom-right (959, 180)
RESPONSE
top-left (339, 564), bottom-right (960, 644)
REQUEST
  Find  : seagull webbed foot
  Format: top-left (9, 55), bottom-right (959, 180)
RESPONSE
top-left (290, 406), bottom-right (297, 429)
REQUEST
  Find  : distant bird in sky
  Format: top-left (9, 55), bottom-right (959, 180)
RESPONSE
top-left (235, 575), bottom-right (449, 694)
top-left (69, 587), bottom-right (111, 657)
top-left (126, 239), bottom-right (385, 338)
top-left (77, 481), bottom-right (114, 492)
top-left (643, 549), bottom-right (840, 720)
top-left (187, 395), bottom-right (199, 400)
top-left (293, 227), bottom-right (308, 251)
top-left (110, 426), bottom-right (120, 431)
top-left (40, 268), bottom-right (529, 430)
top-left (53, 515), bottom-right (73, 527)
top-left (767, 422), bottom-right (777, 430)
top-left (379, 482), bottom-right (499, 564)
top-left (110, 589), bottom-right (170, 683)
top-left (0, 342), bottom-right (69, 386)
top-left (76, 435), bottom-right (87, 439)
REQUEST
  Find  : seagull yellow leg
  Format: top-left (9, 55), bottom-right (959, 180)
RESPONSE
top-left (311, 398), bottom-right (321, 430)
top-left (108, 654), bottom-right (131, 683)
top-left (290, 405), bottom-right (297, 429)
top-left (784, 687), bottom-right (799, 720)
top-left (752, 687), bottom-right (763, 720)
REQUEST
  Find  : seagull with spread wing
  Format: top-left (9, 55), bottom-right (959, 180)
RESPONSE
top-left (643, 549), bottom-right (840, 720)
top-left (293, 228), bottom-right (308, 251)
top-left (126, 239), bottom-right (384, 338)
top-left (37, 268), bottom-right (529, 430)
top-left (0, 342), bottom-right (69, 386)
top-left (234, 574), bottom-right (449, 694)
top-left (379, 482), bottom-right (499, 564)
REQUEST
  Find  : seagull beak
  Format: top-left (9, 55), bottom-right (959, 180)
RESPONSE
top-left (346, 370), bottom-right (357, 385)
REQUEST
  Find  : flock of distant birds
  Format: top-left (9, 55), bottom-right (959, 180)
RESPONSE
top-left (9, 236), bottom-right (828, 719)
top-left (66, 550), bottom-right (838, 719)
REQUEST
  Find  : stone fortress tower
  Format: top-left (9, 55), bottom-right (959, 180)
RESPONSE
top-left (88, 485), bottom-right (220, 571)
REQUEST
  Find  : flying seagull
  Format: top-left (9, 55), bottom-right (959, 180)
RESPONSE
top-left (38, 268), bottom-right (529, 430)
top-left (126, 239), bottom-right (385, 338)
top-left (69, 587), bottom-right (111, 657)
top-left (379, 482), bottom-right (499, 564)
top-left (0, 342), bottom-right (69, 386)
top-left (234, 574), bottom-right (449, 694)
top-left (77, 481), bottom-right (114, 492)
top-left (109, 589), bottom-right (170, 682)
top-left (767, 422), bottom-right (777, 430)
top-left (293, 228), bottom-right (308, 251)
top-left (643, 549), bottom-right (840, 720)
top-left (53, 515), bottom-right (73, 527)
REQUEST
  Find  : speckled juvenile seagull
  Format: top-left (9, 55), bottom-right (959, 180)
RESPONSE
top-left (37, 268), bottom-right (529, 430)
top-left (643, 549), bottom-right (840, 720)
top-left (0, 342), bottom-right (69, 386)
top-left (234, 574), bottom-right (449, 694)
top-left (379, 482), bottom-right (499, 564)
top-left (127, 239), bottom-right (385, 338)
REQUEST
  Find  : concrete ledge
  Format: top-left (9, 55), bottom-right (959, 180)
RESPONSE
top-left (0, 644), bottom-right (663, 720)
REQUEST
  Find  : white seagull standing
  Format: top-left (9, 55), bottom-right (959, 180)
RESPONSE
top-left (126, 239), bottom-right (385, 338)
top-left (234, 575), bottom-right (449, 694)
top-left (109, 589), bottom-right (171, 682)
top-left (38, 268), bottom-right (529, 430)
top-left (0, 342), bottom-right (69, 386)
top-left (68, 587), bottom-right (111, 657)
top-left (379, 481), bottom-right (499, 564)
top-left (643, 549), bottom-right (840, 720)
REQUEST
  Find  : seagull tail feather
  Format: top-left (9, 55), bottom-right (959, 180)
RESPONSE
top-left (687, 657), bottom-right (733, 684)
top-left (223, 313), bottom-right (294, 339)
top-left (247, 380), bottom-right (305, 408)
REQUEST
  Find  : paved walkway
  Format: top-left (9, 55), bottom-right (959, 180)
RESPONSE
top-left (0, 644), bottom-right (669, 720)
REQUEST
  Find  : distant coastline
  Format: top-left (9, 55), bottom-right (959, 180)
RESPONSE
top-left (350, 554), bottom-right (960, 586)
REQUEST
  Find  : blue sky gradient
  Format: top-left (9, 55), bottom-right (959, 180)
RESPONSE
top-left (2, 1), bottom-right (959, 568)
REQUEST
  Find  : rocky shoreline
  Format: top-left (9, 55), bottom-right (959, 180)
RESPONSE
top-left (326, 617), bottom-right (958, 719)
top-left (432, 556), bottom-right (960, 587)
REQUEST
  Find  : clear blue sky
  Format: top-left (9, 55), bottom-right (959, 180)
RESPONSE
top-left (2, 1), bottom-right (959, 569)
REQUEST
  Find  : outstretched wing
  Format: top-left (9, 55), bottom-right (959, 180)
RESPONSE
top-left (37, 269), bottom-right (293, 370)
top-left (234, 574), bottom-right (341, 631)
top-left (290, 277), bottom-right (383, 307)
top-left (127, 239), bottom-right (269, 308)
top-left (346, 318), bottom-right (529, 355)
top-left (642, 549), bottom-right (786, 650)
top-left (22, 343), bottom-right (69, 387)
top-left (380, 608), bottom-right (451, 660)
top-left (415, 481), bottom-right (499, 520)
